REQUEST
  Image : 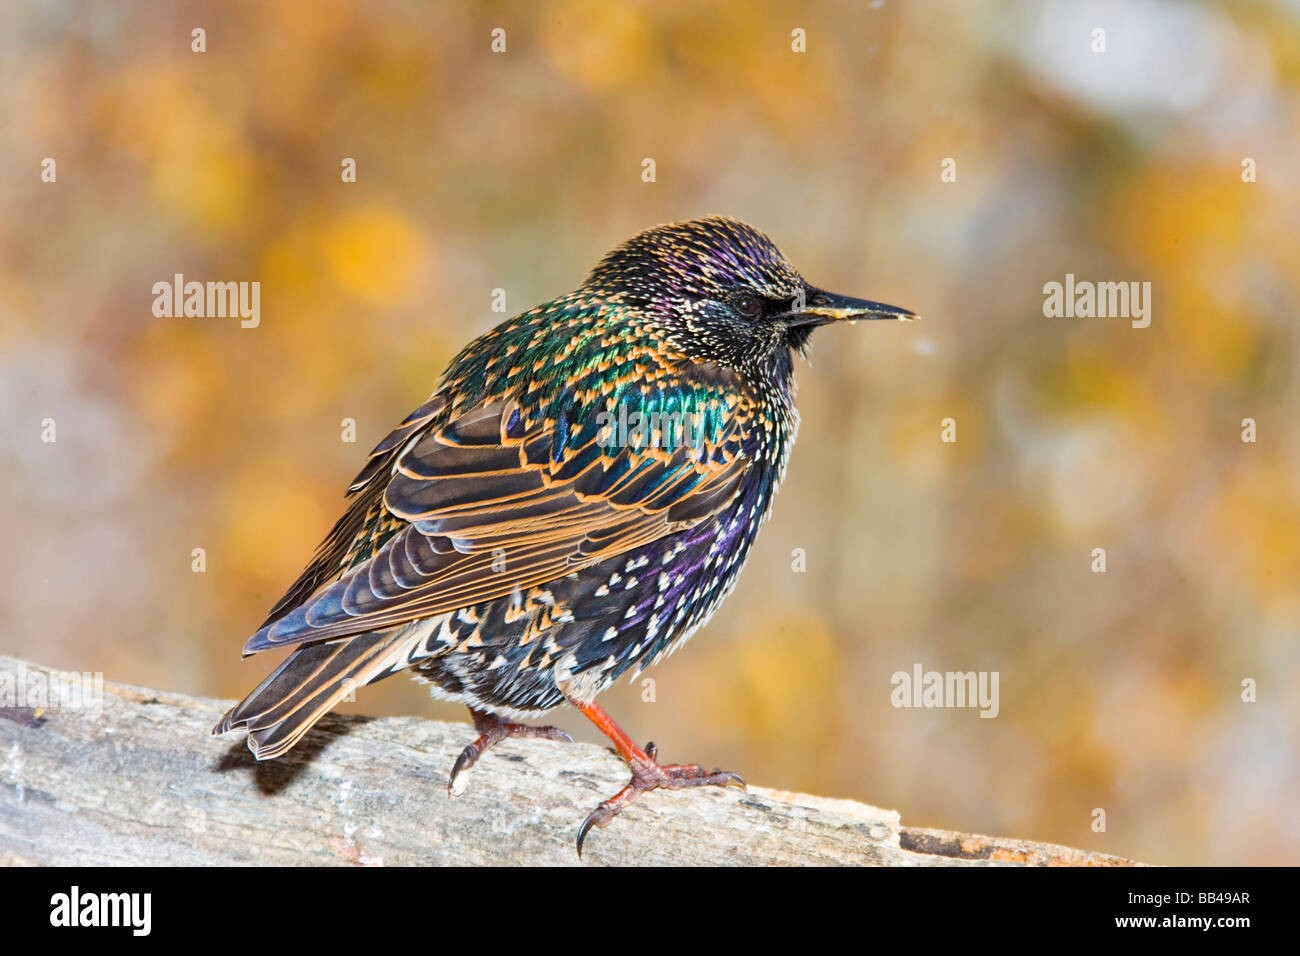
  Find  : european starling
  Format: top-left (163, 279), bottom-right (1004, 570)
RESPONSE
top-left (214, 216), bottom-right (916, 853)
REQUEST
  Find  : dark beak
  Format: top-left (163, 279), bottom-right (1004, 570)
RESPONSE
top-left (783, 287), bottom-right (919, 328)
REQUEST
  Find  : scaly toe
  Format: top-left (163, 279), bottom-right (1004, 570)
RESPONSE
top-left (448, 718), bottom-right (575, 796)
top-left (574, 756), bottom-right (745, 856)
top-left (510, 724), bottom-right (573, 743)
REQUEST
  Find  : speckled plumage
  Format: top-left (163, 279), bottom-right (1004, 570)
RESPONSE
top-left (214, 216), bottom-right (915, 851)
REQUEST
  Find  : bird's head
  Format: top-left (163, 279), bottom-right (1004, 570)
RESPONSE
top-left (584, 216), bottom-right (917, 375)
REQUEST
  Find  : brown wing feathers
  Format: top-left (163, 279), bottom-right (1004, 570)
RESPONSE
top-left (258, 394), bottom-right (446, 629)
top-left (216, 386), bottom-right (749, 756)
top-left (241, 397), bottom-right (744, 652)
top-left (212, 628), bottom-right (433, 759)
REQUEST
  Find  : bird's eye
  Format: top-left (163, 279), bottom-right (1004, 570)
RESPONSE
top-left (733, 293), bottom-right (763, 319)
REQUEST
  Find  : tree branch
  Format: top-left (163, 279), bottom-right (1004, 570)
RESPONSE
top-left (0, 656), bottom-right (1140, 866)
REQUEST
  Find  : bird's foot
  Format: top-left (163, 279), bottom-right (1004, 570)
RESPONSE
top-left (448, 708), bottom-right (572, 795)
top-left (576, 741), bottom-right (745, 856)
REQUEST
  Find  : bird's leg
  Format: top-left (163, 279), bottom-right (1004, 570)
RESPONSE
top-left (571, 699), bottom-right (745, 856)
top-left (447, 706), bottom-right (572, 795)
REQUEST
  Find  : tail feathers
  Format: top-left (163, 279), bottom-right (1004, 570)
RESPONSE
top-left (213, 630), bottom-right (425, 760)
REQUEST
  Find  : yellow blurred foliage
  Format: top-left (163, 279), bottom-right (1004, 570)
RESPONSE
top-left (3, 0), bottom-right (1297, 865)
top-left (542, 0), bottom-right (655, 94)
top-left (321, 204), bottom-right (430, 306)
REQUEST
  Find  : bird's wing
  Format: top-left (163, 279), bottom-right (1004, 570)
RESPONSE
top-left (243, 370), bottom-right (755, 654)
top-left (256, 393), bottom-right (448, 627)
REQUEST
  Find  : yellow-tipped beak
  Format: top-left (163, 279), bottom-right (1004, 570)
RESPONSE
top-left (785, 288), bottom-right (920, 327)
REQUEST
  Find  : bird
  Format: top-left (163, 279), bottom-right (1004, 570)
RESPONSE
top-left (213, 216), bottom-right (916, 854)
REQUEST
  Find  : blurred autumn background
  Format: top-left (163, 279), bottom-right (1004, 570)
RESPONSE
top-left (2, 0), bottom-right (1298, 865)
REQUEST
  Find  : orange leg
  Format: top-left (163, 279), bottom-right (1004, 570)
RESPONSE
top-left (571, 699), bottom-right (745, 857)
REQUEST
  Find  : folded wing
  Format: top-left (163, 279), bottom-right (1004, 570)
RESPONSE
top-left (244, 372), bottom-right (754, 654)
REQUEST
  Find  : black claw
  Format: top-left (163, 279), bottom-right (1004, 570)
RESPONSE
top-left (447, 746), bottom-right (476, 795)
top-left (576, 811), bottom-right (600, 858)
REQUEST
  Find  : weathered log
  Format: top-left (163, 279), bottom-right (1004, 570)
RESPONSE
top-left (0, 657), bottom-right (1140, 866)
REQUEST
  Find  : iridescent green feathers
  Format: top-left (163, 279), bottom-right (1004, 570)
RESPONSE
top-left (244, 218), bottom-right (804, 654)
